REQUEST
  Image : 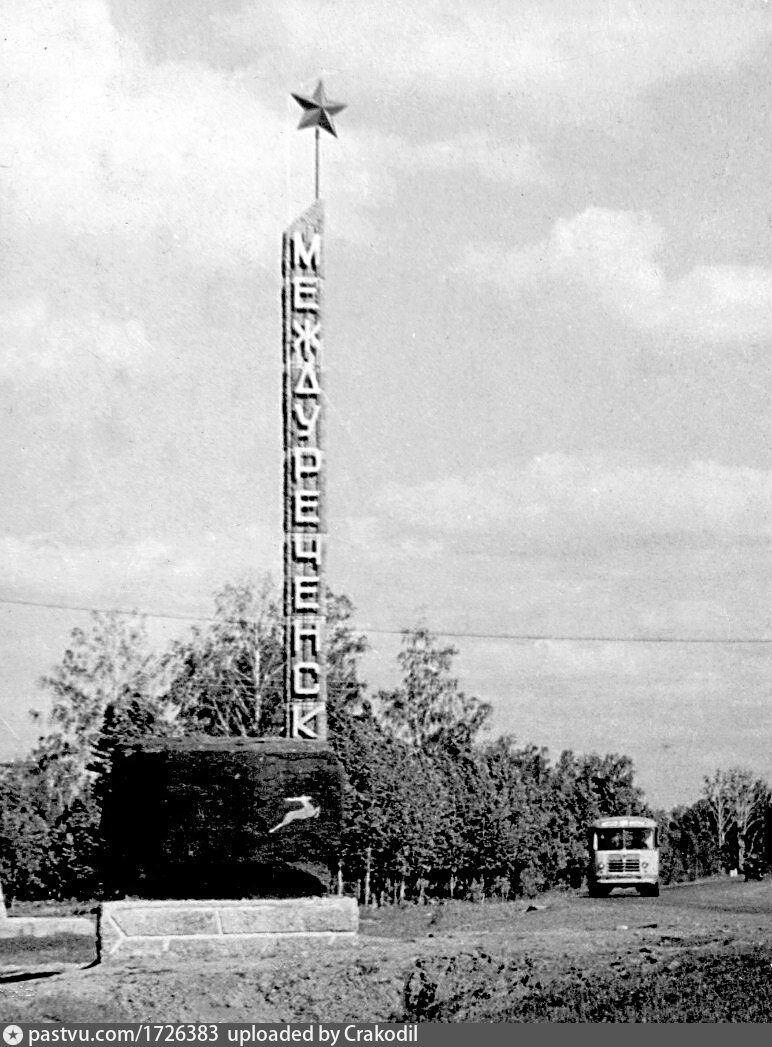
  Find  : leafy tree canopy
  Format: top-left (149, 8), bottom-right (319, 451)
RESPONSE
top-left (378, 625), bottom-right (491, 753)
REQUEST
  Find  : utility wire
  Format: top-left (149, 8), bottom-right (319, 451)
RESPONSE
top-left (0, 594), bottom-right (770, 644)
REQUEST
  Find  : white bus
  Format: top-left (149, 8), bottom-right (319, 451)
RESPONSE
top-left (587, 816), bottom-right (659, 897)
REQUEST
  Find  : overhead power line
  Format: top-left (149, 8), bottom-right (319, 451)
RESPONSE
top-left (0, 594), bottom-right (770, 644)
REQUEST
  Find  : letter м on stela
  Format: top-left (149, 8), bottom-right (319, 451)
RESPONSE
top-left (292, 230), bottom-right (321, 272)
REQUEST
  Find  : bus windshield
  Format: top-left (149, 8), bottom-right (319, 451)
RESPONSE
top-left (595, 828), bottom-right (655, 851)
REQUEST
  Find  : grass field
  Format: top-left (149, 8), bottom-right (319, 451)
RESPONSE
top-left (400, 943), bottom-right (772, 1022)
top-left (0, 877), bottom-right (770, 1022)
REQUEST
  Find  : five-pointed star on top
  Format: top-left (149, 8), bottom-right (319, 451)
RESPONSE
top-left (291, 80), bottom-right (346, 137)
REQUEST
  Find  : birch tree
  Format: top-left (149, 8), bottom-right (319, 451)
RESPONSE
top-left (161, 578), bottom-right (283, 736)
top-left (34, 610), bottom-right (172, 802)
top-left (378, 626), bottom-right (491, 752)
top-left (703, 767), bottom-right (770, 871)
top-left (726, 769), bottom-right (770, 870)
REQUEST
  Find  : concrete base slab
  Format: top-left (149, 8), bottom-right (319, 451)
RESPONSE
top-left (98, 897), bottom-right (358, 962)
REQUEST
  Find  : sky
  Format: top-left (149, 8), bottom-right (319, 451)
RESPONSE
top-left (1, 0), bottom-right (770, 808)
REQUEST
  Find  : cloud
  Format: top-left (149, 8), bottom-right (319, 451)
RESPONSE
top-left (0, 526), bottom-right (279, 612)
top-left (378, 455), bottom-right (772, 542)
top-left (109, 1), bottom-right (766, 201)
top-left (408, 132), bottom-right (544, 184)
top-left (463, 208), bottom-right (772, 343)
top-left (471, 636), bottom-right (644, 679)
top-left (1, 0), bottom-right (393, 280)
top-left (2, 2), bottom-right (285, 267)
top-left (0, 297), bottom-right (155, 376)
top-left (259, 0), bottom-right (770, 125)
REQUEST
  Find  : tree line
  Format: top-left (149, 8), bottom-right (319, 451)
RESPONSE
top-left (0, 580), bottom-right (768, 902)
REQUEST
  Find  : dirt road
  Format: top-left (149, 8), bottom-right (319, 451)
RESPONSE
top-left (1, 877), bottom-right (770, 1022)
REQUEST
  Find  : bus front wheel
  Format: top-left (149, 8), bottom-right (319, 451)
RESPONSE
top-left (637, 883), bottom-right (659, 897)
top-left (589, 884), bottom-right (611, 898)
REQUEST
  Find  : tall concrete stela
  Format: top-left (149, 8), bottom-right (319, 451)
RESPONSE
top-left (282, 202), bottom-right (327, 740)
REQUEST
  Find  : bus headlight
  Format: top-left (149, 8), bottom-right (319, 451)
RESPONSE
top-left (641, 861), bottom-right (649, 871)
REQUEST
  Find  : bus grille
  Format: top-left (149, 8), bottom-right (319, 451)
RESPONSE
top-left (607, 857), bottom-right (641, 874)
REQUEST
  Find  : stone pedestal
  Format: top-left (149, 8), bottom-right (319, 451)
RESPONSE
top-left (97, 897), bottom-right (357, 961)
